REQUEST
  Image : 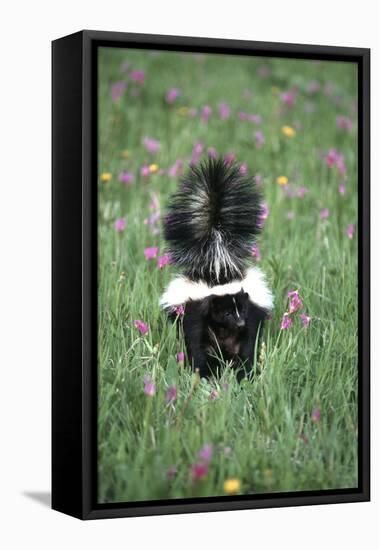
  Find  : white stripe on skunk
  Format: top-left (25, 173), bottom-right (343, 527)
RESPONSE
top-left (160, 266), bottom-right (273, 311)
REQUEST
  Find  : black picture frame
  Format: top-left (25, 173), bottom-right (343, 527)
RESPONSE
top-left (52, 30), bottom-right (370, 520)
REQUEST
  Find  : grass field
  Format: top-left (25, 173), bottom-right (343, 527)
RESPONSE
top-left (97, 47), bottom-right (358, 503)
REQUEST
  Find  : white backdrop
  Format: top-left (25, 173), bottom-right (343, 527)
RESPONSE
top-left (0, 1), bottom-right (377, 548)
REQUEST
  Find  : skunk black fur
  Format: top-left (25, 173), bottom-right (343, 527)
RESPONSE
top-left (164, 158), bottom-right (263, 286)
top-left (161, 158), bottom-right (273, 380)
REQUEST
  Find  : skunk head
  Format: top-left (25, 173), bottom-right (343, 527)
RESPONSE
top-left (209, 290), bottom-right (249, 330)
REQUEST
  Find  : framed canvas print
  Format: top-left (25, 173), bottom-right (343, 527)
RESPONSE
top-left (52, 30), bottom-right (370, 519)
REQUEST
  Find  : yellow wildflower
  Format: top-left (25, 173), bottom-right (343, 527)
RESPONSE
top-left (223, 479), bottom-right (241, 495)
top-left (149, 164), bottom-right (159, 174)
top-left (100, 172), bottom-right (112, 183)
top-left (281, 125), bottom-right (296, 138)
top-left (178, 106), bottom-right (189, 117)
top-left (276, 175), bottom-right (288, 186)
top-left (120, 149), bottom-right (130, 159)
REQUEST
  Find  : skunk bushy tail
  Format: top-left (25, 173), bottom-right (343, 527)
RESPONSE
top-left (164, 158), bottom-right (263, 286)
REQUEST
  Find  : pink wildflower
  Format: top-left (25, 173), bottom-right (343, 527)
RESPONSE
top-left (157, 254), bottom-right (171, 269)
top-left (336, 116), bottom-right (353, 132)
top-left (254, 174), bottom-right (263, 186)
top-left (142, 136), bottom-right (160, 154)
top-left (281, 312), bottom-right (293, 330)
top-left (173, 305), bottom-right (185, 316)
top-left (280, 90), bottom-right (296, 107)
top-left (165, 87), bottom-right (180, 104)
top-left (247, 114), bottom-right (262, 124)
top-left (288, 290), bottom-right (303, 313)
top-left (218, 102), bottom-right (230, 120)
top-left (114, 218), bottom-right (126, 232)
top-left (320, 208), bottom-right (330, 219)
top-left (297, 186), bottom-right (308, 198)
top-left (130, 70), bottom-right (145, 84)
top-left (191, 142), bottom-right (204, 165)
top-left (168, 159), bottom-right (184, 178)
top-left (207, 147), bottom-right (218, 159)
top-left (176, 351), bottom-right (185, 362)
top-left (198, 444), bottom-right (213, 463)
top-left (300, 313), bottom-right (311, 328)
top-left (144, 247), bottom-right (158, 260)
top-left (165, 385), bottom-right (177, 403)
top-left (200, 105), bottom-right (212, 123)
top-left (339, 183), bottom-right (346, 195)
top-left (239, 162), bottom-right (248, 175)
top-left (118, 171), bottom-right (134, 185)
top-left (324, 149), bottom-right (346, 175)
top-left (190, 462), bottom-right (208, 481)
top-left (143, 375), bottom-right (155, 396)
top-left (258, 202), bottom-right (269, 227)
top-left (311, 408), bottom-right (321, 422)
top-left (224, 152), bottom-right (236, 165)
top-left (346, 224), bottom-right (355, 239)
top-left (254, 130), bottom-right (265, 149)
top-left (140, 165), bottom-right (150, 177)
top-left (135, 320), bottom-right (149, 336)
top-left (111, 81), bottom-right (127, 102)
top-left (251, 243), bottom-right (261, 261)
top-left (238, 111), bottom-right (248, 121)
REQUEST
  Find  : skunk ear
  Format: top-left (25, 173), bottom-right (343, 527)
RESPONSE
top-left (244, 291), bottom-right (249, 300)
top-left (200, 296), bottom-right (212, 314)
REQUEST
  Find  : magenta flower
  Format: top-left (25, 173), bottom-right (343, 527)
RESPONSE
top-left (118, 171), bottom-right (134, 185)
top-left (324, 149), bottom-right (346, 175)
top-left (258, 202), bottom-right (269, 227)
top-left (320, 208), bottom-right (330, 220)
top-left (165, 87), bottom-right (180, 104)
top-left (173, 305), bottom-right (185, 316)
top-left (191, 142), bottom-right (204, 165)
top-left (339, 183), bottom-right (346, 195)
top-left (135, 320), bottom-right (149, 336)
top-left (166, 466), bottom-right (177, 480)
top-left (140, 164), bottom-right (150, 177)
top-left (111, 81), bottom-right (127, 102)
top-left (157, 254), bottom-right (171, 269)
top-left (224, 152), bottom-right (236, 165)
top-left (114, 218), bottom-right (126, 232)
top-left (198, 444), bottom-right (213, 463)
top-left (311, 408), bottom-right (321, 423)
top-left (207, 147), bottom-right (218, 159)
top-left (297, 186), bottom-right (308, 198)
top-left (210, 388), bottom-right (219, 400)
top-left (165, 385), bottom-right (177, 404)
top-left (346, 223), bottom-right (355, 239)
top-left (300, 313), bottom-right (311, 328)
top-left (200, 105), bottom-right (212, 123)
top-left (190, 462), bottom-right (208, 481)
top-left (336, 116), bottom-right (353, 132)
top-left (280, 90), bottom-right (296, 107)
top-left (142, 136), bottom-right (161, 154)
top-left (254, 130), bottom-right (265, 149)
top-left (218, 102), bottom-right (230, 120)
top-left (176, 351), bottom-right (185, 362)
top-left (251, 243), bottom-right (261, 261)
top-left (239, 162), bottom-right (248, 175)
top-left (143, 375), bottom-right (155, 396)
top-left (288, 290), bottom-right (303, 314)
top-left (168, 159), bottom-right (184, 178)
top-left (281, 312), bottom-right (293, 330)
top-left (144, 247), bottom-right (158, 260)
top-left (130, 70), bottom-right (145, 84)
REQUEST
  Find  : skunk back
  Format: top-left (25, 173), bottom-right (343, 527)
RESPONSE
top-left (164, 158), bottom-right (263, 285)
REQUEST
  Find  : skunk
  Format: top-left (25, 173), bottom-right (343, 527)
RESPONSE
top-left (160, 158), bottom-right (273, 380)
